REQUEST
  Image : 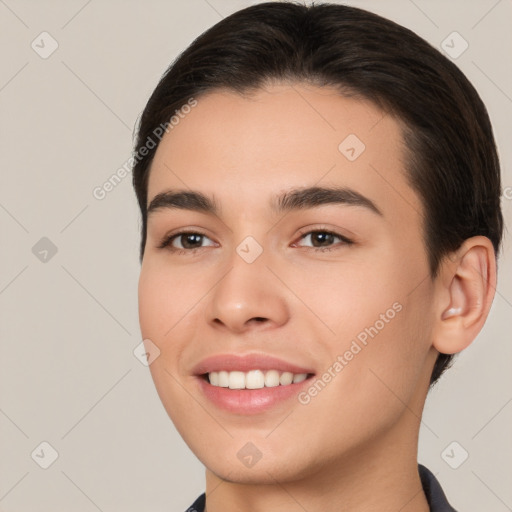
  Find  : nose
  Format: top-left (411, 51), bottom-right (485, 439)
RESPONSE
top-left (205, 250), bottom-right (290, 334)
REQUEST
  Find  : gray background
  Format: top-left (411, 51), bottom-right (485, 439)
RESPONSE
top-left (0, 0), bottom-right (511, 510)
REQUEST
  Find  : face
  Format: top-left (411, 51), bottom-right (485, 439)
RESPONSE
top-left (138, 83), bottom-right (439, 483)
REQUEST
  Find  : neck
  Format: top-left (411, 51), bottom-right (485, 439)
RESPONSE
top-left (204, 411), bottom-right (430, 512)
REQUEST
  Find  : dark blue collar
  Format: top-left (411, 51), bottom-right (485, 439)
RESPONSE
top-left (419, 464), bottom-right (457, 511)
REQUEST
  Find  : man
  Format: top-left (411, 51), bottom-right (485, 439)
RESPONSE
top-left (131, 3), bottom-right (503, 510)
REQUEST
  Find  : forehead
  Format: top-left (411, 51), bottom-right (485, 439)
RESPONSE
top-left (147, 83), bottom-right (421, 222)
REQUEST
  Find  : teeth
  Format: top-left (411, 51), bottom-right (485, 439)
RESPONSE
top-left (279, 372), bottom-right (293, 385)
top-left (228, 371), bottom-right (245, 390)
top-left (208, 370), bottom-right (309, 389)
top-left (264, 370), bottom-right (280, 387)
top-left (246, 370), bottom-right (265, 389)
top-left (218, 371), bottom-right (229, 387)
top-left (209, 371), bottom-right (220, 386)
top-left (293, 373), bottom-right (307, 383)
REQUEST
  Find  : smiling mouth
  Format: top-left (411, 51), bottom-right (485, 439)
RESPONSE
top-left (204, 370), bottom-right (314, 390)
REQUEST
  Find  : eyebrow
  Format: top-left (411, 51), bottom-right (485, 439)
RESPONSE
top-left (147, 186), bottom-right (382, 217)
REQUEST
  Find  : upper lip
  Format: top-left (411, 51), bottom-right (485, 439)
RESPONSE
top-left (192, 353), bottom-right (315, 375)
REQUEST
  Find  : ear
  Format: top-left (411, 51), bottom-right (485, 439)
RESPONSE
top-left (432, 236), bottom-right (497, 355)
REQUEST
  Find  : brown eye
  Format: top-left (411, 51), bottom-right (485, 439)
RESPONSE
top-left (297, 230), bottom-right (352, 249)
top-left (158, 231), bottom-right (216, 251)
top-left (176, 233), bottom-right (204, 249)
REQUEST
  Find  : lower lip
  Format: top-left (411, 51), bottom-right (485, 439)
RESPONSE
top-left (197, 376), bottom-right (313, 415)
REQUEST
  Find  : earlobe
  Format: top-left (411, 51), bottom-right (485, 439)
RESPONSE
top-left (432, 236), bottom-right (496, 355)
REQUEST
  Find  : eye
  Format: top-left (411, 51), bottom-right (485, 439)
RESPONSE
top-left (157, 228), bottom-right (353, 254)
top-left (158, 231), bottom-right (216, 252)
top-left (294, 229), bottom-right (353, 251)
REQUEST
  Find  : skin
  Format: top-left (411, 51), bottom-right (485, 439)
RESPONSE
top-left (137, 83), bottom-right (496, 512)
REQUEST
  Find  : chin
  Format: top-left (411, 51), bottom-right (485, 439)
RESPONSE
top-left (197, 439), bottom-right (328, 485)
top-left (205, 459), bottom-right (308, 485)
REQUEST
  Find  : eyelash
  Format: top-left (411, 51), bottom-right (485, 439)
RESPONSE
top-left (157, 227), bottom-right (353, 255)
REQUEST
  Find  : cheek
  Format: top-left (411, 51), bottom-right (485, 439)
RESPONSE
top-left (138, 260), bottom-right (205, 340)
top-left (138, 265), bottom-right (169, 339)
top-left (282, 255), bottom-right (398, 341)
top-left (137, 264), bottom-right (201, 421)
top-left (291, 252), bottom-right (433, 401)
top-left (325, 281), bottom-right (435, 430)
